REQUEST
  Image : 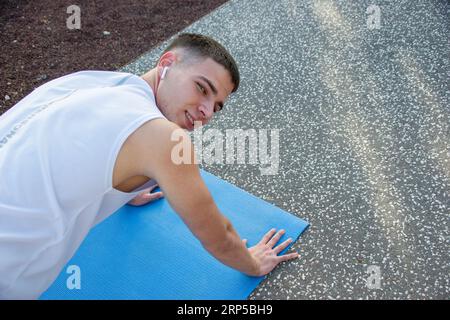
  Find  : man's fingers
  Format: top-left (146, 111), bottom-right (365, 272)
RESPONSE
top-left (277, 252), bottom-right (299, 263)
top-left (259, 228), bottom-right (277, 245)
top-left (267, 229), bottom-right (285, 248)
top-left (274, 237), bottom-right (293, 254)
top-left (145, 191), bottom-right (163, 200)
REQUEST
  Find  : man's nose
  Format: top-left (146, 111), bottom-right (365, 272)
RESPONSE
top-left (198, 103), bottom-right (214, 122)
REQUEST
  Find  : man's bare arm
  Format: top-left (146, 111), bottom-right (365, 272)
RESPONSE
top-left (128, 119), bottom-right (260, 276)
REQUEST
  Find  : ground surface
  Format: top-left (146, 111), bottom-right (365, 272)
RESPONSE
top-left (0, 0), bottom-right (227, 115)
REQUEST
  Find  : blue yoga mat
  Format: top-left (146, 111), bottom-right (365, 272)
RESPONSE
top-left (40, 170), bottom-right (309, 299)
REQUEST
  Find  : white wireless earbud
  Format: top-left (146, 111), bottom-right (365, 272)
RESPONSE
top-left (161, 66), bottom-right (169, 80)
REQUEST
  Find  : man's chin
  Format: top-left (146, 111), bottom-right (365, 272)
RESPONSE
top-left (175, 120), bottom-right (192, 132)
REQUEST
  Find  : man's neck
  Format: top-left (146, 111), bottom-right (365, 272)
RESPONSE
top-left (140, 68), bottom-right (158, 95)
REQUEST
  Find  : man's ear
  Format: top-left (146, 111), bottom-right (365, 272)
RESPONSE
top-left (157, 51), bottom-right (177, 76)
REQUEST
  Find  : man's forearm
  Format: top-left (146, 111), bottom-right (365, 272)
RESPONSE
top-left (203, 220), bottom-right (260, 277)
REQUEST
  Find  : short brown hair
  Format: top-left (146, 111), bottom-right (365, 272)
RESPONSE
top-left (162, 33), bottom-right (240, 93)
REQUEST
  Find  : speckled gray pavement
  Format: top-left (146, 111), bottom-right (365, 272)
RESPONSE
top-left (120, 0), bottom-right (449, 299)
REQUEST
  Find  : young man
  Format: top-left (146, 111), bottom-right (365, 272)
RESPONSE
top-left (0, 33), bottom-right (298, 299)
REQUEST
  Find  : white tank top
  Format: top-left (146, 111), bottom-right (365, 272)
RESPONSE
top-left (0, 71), bottom-right (166, 299)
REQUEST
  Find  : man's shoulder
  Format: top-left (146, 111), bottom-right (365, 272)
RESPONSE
top-left (131, 118), bottom-right (190, 147)
top-left (126, 118), bottom-right (193, 169)
top-left (114, 118), bottom-right (192, 186)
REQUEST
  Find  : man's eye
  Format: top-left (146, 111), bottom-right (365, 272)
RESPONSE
top-left (196, 83), bottom-right (207, 95)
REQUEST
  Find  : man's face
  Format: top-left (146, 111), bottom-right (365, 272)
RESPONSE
top-left (155, 57), bottom-right (234, 131)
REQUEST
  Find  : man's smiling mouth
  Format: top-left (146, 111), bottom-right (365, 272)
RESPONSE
top-left (185, 111), bottom-right (194, 129)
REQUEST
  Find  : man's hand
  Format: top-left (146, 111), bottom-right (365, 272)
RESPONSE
top-left (127, 184), bottom-right (164, 206)
top-left (244, 228), bottom-right (299, 277)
